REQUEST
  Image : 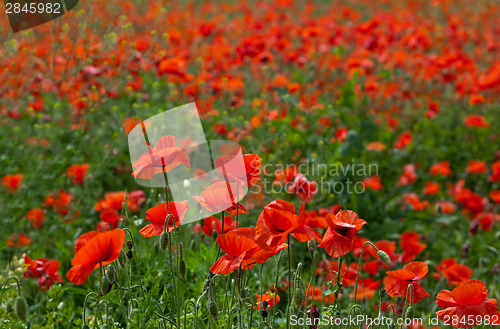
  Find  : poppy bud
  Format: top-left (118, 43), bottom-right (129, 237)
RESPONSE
top-left (262, 300), bottom-right (269, 310)
top-left (101, 325), bottom-right (111, 329)
top-left (207, 300), bottom-right (219, 320)
top-left (117, 250), bottom-right (127, 268)
top-left (15, 296), bottom-right (28, 323)
top-left (126, 250), bottom-right (133, 259)
top-left (377, 250), bottom-right (391, 266)
top-left (405, 306), bottom-right (414, 319)
top-left (261, 310), bottom-right (268, 318)
top-left (105, 266), bottom-right (117, 285)
top-left (379, 288), bottom-right (386, 299)
top-left (126, 240), bottom-right (133, 251)
top-left (159, 231), bottom-right (169, 251)
top-left (82, 324), bottom-right (90, 329)
top-left (294, 288), bottom-right (304, 308)
top-left (461, 244), bottom-right (469, 259)
top-left (100, 276), bottom-right (112, 296)
top-left (179, 260), bottom-right (187, 280)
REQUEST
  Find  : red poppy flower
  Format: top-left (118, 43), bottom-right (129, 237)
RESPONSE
top-left (434, 258), bottom-right (473, 286)
top-left (255, 200), bottom-right (321, 250)
top-left (194, 181), bottom-right (245, 213)
top-left (489, 161), bottom-right (500, 182)
top-left (434, 201), bottom-right (456, 214)
top-left (362, 176), bottom-right (384, 191)
top-left (66, 164), bottom-right (89, 185)
top-left (214, 153), bottom-right (262, 188)
top-left (132, 135), bottom-right (191, 180)
top-left (319, 210), bottom-right (367, 258)
top-left (66, 229), bottom-right (125, 285)
top-left (210, 228), bottom-right (258, 275)
top-left (254, 291), bottom-right (280, 309)
top-left (26, 208), bottom-right (46, 228)
top-left (436, 280), bottom-right (498, 328)
top-left (464, 114), bottom-right (490, 128)
top-left (423, 182), bottom-right (440, 195)
top-left (490, 190), bottom-right (500, 204)
top-left (398, 164), bottom-right (417, 186)
top-left (288, 173), bottom-right (318, 202)
top-left (140, 201), bottom-right (189, 237)
top-left (198, 215), bottom-right (236, 237)
top-left (466, 160), bottom-right (488, 174)
top-left (44, 189), bottom-right (72, 214)
top-left (476, 212), bottom-right (499, 231)
top-left (349, 278), bottom-right (380, 300)
top-left (394, 131), bottom-right (412, 149)
top-left (400, 232), bottom-right (426, 262)
top-left (430, 161), bottom-right (453, 176)
top-left (366, 141), bottom-right (386, 151)
top-left (1, 174), bottom-right (23, 192)
top-left (7, 232), bottom-right (31, 248)
top-left (24, 256), bottom-right (63, 292)
top-left (383, 261), bottom-right (430, 303)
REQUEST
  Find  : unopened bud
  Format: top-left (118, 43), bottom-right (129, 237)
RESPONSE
top-left (160, 231), bottom-right (169, 251)
top-left (307, 240), bottom-right (316, 251)
top-left (262, 300), bottom-right (269, 310)
top-left (100, 276), bottom-right (112, 296)
top-left (461, 244), bottom-right (469, 259)
top-left (101, 325), bottom-right (111, 329)
top-left (377, 250), bottom-right (391, 266)
top-left (126, 240), bottom-right (133, 251)
top-left (179, 260), bottom-right (187, 279)
top-left (207, 300), bottom-right (219, 320)
top-left (294, 288), bottom-right (304, 308)
top-left (469, 219), bottom-right (479, 236)
top-left (405, 306), bottom-right (414, 319)
top-left (105, 265), bottom-right (117, 284)
top-left (117, 250), bottom-right (127, 268)
top-left (261, 309), bottom-right (268, 318)
top-left (126, 250), bottom-right (133, 259)
top-left (15, 296), bottom-right (28, 323)
top-left (379, 288), bottom-right (386, 299)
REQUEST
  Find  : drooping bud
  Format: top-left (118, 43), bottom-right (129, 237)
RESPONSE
top-left (405, 306), bottom-right (414, 319)
top-left (126, 250), bottom-right (133, 259)
top-left (15, 296), bottom-right (28, 323)
top-left (159, 231), bottom-right (169, 251)
top-left (377, 250), bottom-right (391, 266)
top-left (101, 324), bottom-right (111, 329)
top-left (105, 265), bottom-right (117, 285)
top-left (207, 300), bottom-right (219, 320)
top-left (126, 240), bottom-right (133, 251)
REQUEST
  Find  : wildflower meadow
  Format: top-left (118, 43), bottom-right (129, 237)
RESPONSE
top-left (1, 0), bottom-right (500, 328)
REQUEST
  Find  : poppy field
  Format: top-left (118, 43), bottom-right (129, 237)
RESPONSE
top-left (1, 0), bottom-right (500, 328)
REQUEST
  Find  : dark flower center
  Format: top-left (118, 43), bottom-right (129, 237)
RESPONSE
top-left (334, 226), bottom-right (351, 237)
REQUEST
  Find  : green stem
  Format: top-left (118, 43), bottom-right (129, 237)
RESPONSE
top-left (286, 234), bottom-right (292, 329)
top-left (354, 241), bottom-right (379, 302)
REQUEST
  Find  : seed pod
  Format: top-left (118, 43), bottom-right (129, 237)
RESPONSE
top-left (405, 306), bottom-right (414, 319)
top-left (15, 296), bottom-right (28, 323)
top-left (100, 276), bottom-right (112, 296)
top-left (179, 260), bottom-right (187, 279)
top-left (160, 231), bottom-right (169, 251)
top-left (105, 265), bottom-right (117, 284)
top-left (377, 250), bottom-right (391, 266)
top-left (207, 300), bottom-right (219, 320)
top-left (294, 288), bottom-right (304, 308)
top-left (126, 250), bottom-right (133, 259)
